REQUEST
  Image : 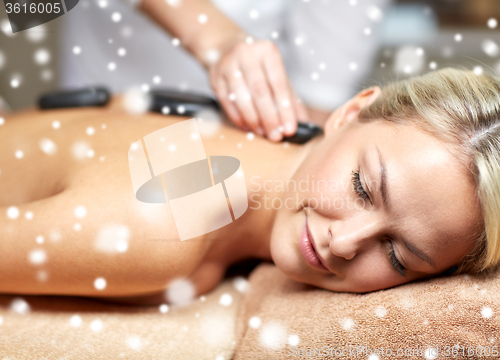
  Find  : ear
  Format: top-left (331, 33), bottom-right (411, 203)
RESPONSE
top-left (324, 86), bottom-right (382, 136)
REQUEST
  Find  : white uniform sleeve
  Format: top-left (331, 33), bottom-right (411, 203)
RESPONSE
top-left (284, 0), bottom-right (392, 111)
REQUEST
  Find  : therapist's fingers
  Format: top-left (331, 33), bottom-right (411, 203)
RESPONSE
top-left (223, 64), bottom-right (261, 135)
top-left (210, 68), bottom-right (245, 130)
top-left (238, 47), bottom-right (282, 141)
top-left (261, 42), bottom-right (298, 137)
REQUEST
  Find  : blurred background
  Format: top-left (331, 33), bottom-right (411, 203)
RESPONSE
top-left (0, 0), bottom-right (499, 111)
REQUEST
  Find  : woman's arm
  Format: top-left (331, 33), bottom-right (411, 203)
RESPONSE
top-left (138, 0), bottom-right (308, 141)
top-left (139, 0), bottom-right (244, 69)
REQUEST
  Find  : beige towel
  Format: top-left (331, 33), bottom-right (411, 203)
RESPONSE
top-left (0, 279), bottom-right (242, 359)
top-left (234, 263), bottom-right (500, 359)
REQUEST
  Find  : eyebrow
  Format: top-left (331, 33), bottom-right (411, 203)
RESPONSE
top-left (375, 146), bottom-right (436, 269)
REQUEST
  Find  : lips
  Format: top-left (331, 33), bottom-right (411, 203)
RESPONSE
top-left (299, 217), bottom-right (330, 272)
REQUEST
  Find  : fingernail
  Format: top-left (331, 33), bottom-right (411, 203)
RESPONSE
top-left (269, 129), bottom-right (282, 141)
top-left (284, 123), bottom-right (294, 134)
top-left (256, 127), bottom-right (264, 136)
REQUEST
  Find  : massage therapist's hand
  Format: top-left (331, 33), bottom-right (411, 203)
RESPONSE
top-left (208, 39), bottom-right (309, 142)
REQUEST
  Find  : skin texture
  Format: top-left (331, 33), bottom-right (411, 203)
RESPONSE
top-left (0, 88), bottom-right (483, 304)
top-left (270, 87), bottom-right (484, 293)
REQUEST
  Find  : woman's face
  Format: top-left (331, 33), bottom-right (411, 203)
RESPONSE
top-left (270, 91), bottom-right (483, 293)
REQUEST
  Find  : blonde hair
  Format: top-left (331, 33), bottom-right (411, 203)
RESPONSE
top-left (358, 67), bottom-right (500, 275)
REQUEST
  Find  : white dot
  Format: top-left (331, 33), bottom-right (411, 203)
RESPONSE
top-left (111, 12), bottom-right (122, 22)
top-left (34, 48), bottom-right (51, 65)
top-left (90, 319), bottom-right (103, 332)
top-left (11, 77), bottom-right (20, 88)
top-left (364, 27), bottom-right (372, 36)
top-left (0, 117), bottom-right (4, 125)
top-left (190, 132), bottom-right (199, 140)
top-left (454, 33), bottom-right (462, 42)
top-left (380, 62), bottom-right (386, 68)
top-left (318, 62), bottom-right (326, 71)
top-left (177, 105), bottom-right (185, 114)
top-left (482, 39), bottom-right (499, 57)
top-left (232, 276), bottom-right (248, 292)
top-left (488, 18), bottom-right (498, 29)
top-left (94, 277), bottom-right (107, 290)
top-left (126, 335), bottom-right (142, 350)
top-left (288, 334), bottom-right (300, 346)
top-left (374, 305), bottom-right (387, 317)
top-left (246, 132), bottom-right (255, 140)
top-left (429, 61), bottom-right (437, 70)
top-left (416, 47), bottom-right (424, 56)
top-left (473, 66), bottom-right (484, 76)
top-left (424, 347), bottom-right (438, 360)
top-left (259, 321), bottom-right (287, 350)
top-left (219, 293), bottom-right (233, 306)
top-left (228, 93), bottom-right (236, 101)
top-left (117, 48), bottom-right (126, 57)
top-left (73, 46), bottom-right (82, 55)
top-left (205, 49), bottom-right (220, 64)
top-left (25, 25), bottom-right (47, 43)
top-left (37, 270), bottom-right (48, 282)
top-left (166, 278), bottom-right (195, 306)
top-left (349, 62), bottom-right (358, 71)
top-left (36, 235), bottom-right (44, 244)
top-left (403, 65), bottom-right (412, 74)
top-left (86, 127), bottom-right (95, 136)
top-left (28, 249), bottom-right (47, 265)
top-left (198, 14), bottom-right (208, 24)
top-left (246, 36), bottom-right (254, 44)
top-left (168, 144), bottom-right (176, 152)
top-left (39, 138), bottom-right (57, 155)
top-left (482, 306), bottom-right (493, 319)
top-left (237, 142), bottom-right (242, 148)
top-left (368, 355), bottom-right (380, 360)
top-left (166, 0), bottom-right (180, 6)
top-left (172, 38), bottom-right (180, 46)
top-left (162, 106), bottom-right (170, 115)
top-left (341, 317), bottom-right (355, 330)
top-left (25, 211), bottom-right (33, 220)
top-left (97, 0), bottom-right (107, 7)
top-left (74, 206), bottom-right (87, 218)
top-left (199, 296), bottom-right (206, 302)
top-left (1, 19), bottom-right (14, 37)
top-left (349, 0), bottom-right (357, 5)
top-left (152, 75), bottom-right (161, 84)
top-left (294, 36), bottom-right (304, 46)
top-left (7, 206), bottom-right (19, 219)
top-left (108, 62), bottom-right (116, 71)
top-left (10, 298), bottom-right (30, 314)
top-left (70, 315), bottom-right (82, 327)
top-left (311, 72), bottom-right (319, 80)
top-left (52, 120), bottom-right (60, 129)
top-left (87, 149), bottom-right (95, 158)
top-left (249, 10), bottom-right (259, 19)
top-left (15, 150), bottom-right (24, 159)
top-left (73, 223), bottom-right (82, 231)
top-left (159, 304), bottom-right (169, 313)
top-left (271, 31), bottom-right (279, 39)
top-left (249, 316), bottom-right (261, 329)
top-left (366, 5), bottom-right (383, 22)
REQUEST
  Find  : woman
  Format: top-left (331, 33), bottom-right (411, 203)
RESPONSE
top-left (0, 68), bottom-right (499, 305)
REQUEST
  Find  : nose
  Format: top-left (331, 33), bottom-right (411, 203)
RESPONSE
top-left (328, 214), bottom-right (384, 261)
